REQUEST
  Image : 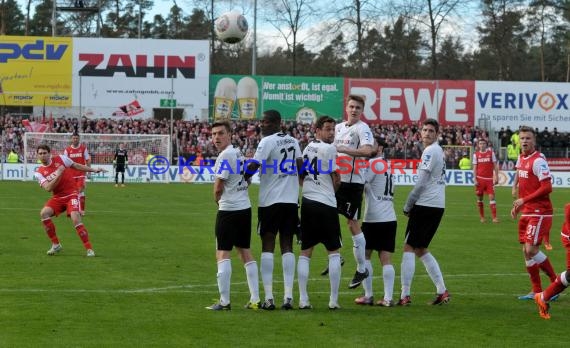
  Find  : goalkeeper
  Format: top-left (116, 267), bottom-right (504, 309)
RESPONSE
top-left (113, 143), bottom-right (128, 187)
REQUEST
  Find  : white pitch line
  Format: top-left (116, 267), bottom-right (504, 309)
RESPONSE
top-left (1, 205), bottom-right (564, 219)
top-left (0, 273), bottom-right (530, 294)
top-left (0, 288), bottom-right (548, 298)
top-left (0, 207), bottom-right (209, 216)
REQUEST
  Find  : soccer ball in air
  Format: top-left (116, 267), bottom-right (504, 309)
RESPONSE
top-left (214, 11), bottom-right (249, 44)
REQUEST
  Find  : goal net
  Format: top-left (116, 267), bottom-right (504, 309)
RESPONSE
top-left (23, 133), bottom-right (170, 183)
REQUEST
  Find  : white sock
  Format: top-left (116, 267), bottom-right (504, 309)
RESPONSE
top-left (244, 261), bottom-right (260, 303)
top-left (363, 259), bottom-right (373, 298)
top-left (217, 259), bottom-right (231, 305)
top-left (383, 264), bottom-right (395, 301)
top-left (260, 252), bottom-right (274, 300)
top-left (352, 233), bottom-right (367, 272)
top-left (561, 271), bottom-right (569, 286)
top-left (328, 253), bottom-right (341, 305)
top-left (282, 252), bottom-right (295, 301)
top-left (401, 252), bottom-right (415, 298)
top-left (420, 252), bottom-right (446, 294)
top-left (297, 256), bottom-right (310, 304)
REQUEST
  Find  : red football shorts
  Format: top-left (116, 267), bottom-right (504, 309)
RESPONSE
top-left (45, 194), bottom-right (81, 217)
top-left (475, 178), bottom-right (494, 196)
top-left (518, 215), bottom-right (552, 245)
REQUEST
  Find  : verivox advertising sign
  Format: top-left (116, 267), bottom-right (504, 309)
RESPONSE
top-left (73, 38), bottom-right (209, 119)
top-left (6, 163), bottom-right (570, 187)
top-left (0, 36), bottom-right (73, 107)
top-left (346, 79), bottom-right (475, 125)
top-left (210, 75), bottom-right (344, 121)
top-left (475, 81), bottom-right (570, 131)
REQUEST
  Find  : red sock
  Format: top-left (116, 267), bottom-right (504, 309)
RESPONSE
top-left (543, 274), bottom-right (567, 301)
top-left (477, 201), bottom-right (484, 218)
top-left (42, 218), bottom-right (59, 244)
top-left (539, 258), bottom-right (557, 282)
top-left (526, 263), bottom-right (542, 293)
top-left (75, 223), bottom-right (92, 250)
top-left (490, 201), bottom-right (497, 219)
top-left (80, 195), bottom-right (86, 213)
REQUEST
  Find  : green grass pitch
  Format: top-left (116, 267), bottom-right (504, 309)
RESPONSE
top-left (0, 181), bottom-right (568, 347)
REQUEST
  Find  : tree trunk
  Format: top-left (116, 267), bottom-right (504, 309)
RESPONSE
top-left (566, 52), bottom-right (570, 82)
top-left (428, 0), bottom-right (437, 79)
top-left (26, 0), bottom-right (32, 35)
top-left (540, 10), bottom-right (545, 81)
top-left (354, 0), bottom-right (363, 77)
top-left (0, 0), bottom-right (5, 35)
top-left (292, 34), bottom-right (297, 76)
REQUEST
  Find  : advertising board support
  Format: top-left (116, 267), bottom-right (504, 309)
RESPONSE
top-left (79, 74), bottom-right (82, 130)
top-left (170, 77), bottom-right (174, 170)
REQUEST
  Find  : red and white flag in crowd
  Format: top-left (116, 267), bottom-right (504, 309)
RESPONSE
top-left (113, 100), bottom-right (144, 117)
top-left (22, 119), bottom-right (49, 133)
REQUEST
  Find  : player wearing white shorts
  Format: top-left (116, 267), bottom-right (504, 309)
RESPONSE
top-left (297, 116), bottom-right (342, 310)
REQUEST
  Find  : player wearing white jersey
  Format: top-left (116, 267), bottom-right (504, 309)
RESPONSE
top-left (245, 110), bottom-right (302, 310)
top-left (207, 121), bottom-right (260, 311)
top-left (354, 139), bottom-right (398, 307)
top-left (399, 118), bottom-right (450, 306)
top-left (297, 116), bottom-right (342, 310)
top-left (333, 94), bottom-right (375, 290)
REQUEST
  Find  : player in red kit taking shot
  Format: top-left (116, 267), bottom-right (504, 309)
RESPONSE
top-left (472, 139), bottom-right (499, 223)
top-left (510, 126), bottom-right (557, 301)
top-left (64, 133), bottom-right (91, 215)
top-left (35, 144), bottom-right (107, 257)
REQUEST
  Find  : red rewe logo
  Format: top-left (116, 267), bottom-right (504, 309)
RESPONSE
top-left (78, 54), bottom-right (196, 78)
top-left (346, 79), bottom-right (475, 125)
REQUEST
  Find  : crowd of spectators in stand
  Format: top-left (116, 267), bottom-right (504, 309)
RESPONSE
top-left (2, 113), bottom-right (568, 168)
top-left (499, 125), bottom-right (570, 158)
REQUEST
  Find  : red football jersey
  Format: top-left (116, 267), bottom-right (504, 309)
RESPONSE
top-left (34, 155), bottom-right (77, 197)
top-left (516, 151), bottom-right (553, 214)
top-left (64, 144), bottom-right (90, 178)
top-left (473, 149), bottom-right (496, 179)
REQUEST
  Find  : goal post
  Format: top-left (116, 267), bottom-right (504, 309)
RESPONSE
top-left (23, 133), bottom-right (171, 183)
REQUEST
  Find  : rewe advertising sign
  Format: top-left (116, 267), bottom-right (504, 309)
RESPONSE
top-left (346, 79), bottom-right (475, 125)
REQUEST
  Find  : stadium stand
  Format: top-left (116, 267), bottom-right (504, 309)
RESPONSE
top-left (2, 114), bottom-right (568, 167)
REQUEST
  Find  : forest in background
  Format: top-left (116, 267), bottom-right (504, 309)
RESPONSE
top-left (1, 0), bottom-right (569, 81)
